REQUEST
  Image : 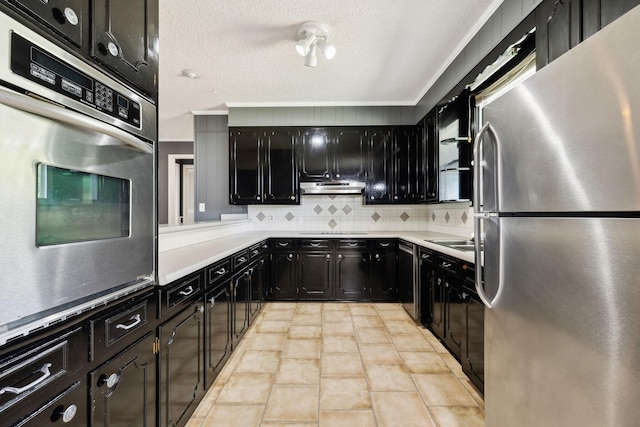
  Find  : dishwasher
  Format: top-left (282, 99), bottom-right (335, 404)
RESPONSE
top-left (398, 242), bottom-right (419, 321)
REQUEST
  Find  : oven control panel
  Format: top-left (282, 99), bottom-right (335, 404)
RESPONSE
top-left (10, 33), bottom-right (141, 128)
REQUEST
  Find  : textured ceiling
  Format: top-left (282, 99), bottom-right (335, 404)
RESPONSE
top-left (158, 0), bottom-right (503, 140)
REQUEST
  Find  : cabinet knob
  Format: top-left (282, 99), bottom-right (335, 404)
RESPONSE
top-left (326, 254), bottom-right (332, 260)
top-left (106, 373), bottom-right (119, 388)
top-left (64, 8), bottom-right (79, 26)
top-left (325, 173), bottom-right (330, 178)
top-left (107, 41), bottom-right (119, 57)
top-left (288, 254), bottom-right (293, 259)
top-left (256, 195), bottom-right (261, 200)
top-left (375, 254), bottom-right (380, 259)
top-left (337, 254), bottom-right (343, 260)
top-left (336, 173), bottom-right (341, 178)
top-left (394, 195), bottom-right (399, 200)
top-left (290, 195), bottom-right (296, 200)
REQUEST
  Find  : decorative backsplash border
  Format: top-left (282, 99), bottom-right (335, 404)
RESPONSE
top-left (248, 196), bottom-right (473, 237)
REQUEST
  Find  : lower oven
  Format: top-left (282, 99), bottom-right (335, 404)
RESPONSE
top-left (0, 12), bottom-right (156, 344)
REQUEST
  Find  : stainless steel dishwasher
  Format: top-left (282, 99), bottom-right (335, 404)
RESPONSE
top-left (398, 242), bottom-right (418, 321)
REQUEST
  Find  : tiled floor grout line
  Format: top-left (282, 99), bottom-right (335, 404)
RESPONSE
top-left (187, 301), bottom-right (484, 426)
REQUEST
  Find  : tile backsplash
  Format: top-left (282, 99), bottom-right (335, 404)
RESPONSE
top-left (248, 196), bottom-right (473, 237)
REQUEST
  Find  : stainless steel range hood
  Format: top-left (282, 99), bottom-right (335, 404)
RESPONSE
top-left (300, 182), bottom-right (365, 195)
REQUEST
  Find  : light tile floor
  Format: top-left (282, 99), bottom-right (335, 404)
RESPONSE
top-left (186, 302), bottom-right (484, 427)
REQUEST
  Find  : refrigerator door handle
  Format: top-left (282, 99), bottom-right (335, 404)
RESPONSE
top-left (473, 122), bottom-right (500, 214)
top-left (474, 216), bottom-right (497, 309)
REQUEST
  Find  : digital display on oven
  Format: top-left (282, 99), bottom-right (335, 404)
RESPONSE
top-left (36, 164), bottom-right (130, 246)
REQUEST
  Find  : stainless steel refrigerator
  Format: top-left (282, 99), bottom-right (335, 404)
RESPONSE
top-left (473, 5), bottom-right (640, 427)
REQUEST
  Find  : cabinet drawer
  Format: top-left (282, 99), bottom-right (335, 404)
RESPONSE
top-left (461, 262), bottom-right (476, 288)
top-left (0, 327), bottom-right (82, 416)
top-left (165, 273), bottom-right (203, 314)
top-left (338, 239), bottom-right (367, 249)
top-left (207, 259), bottom-right (231, 287)
top-left (300, 239), bottom-right (330, 249)
top-left (374, 240), bottom-right (396, 250)
top-left (249, 241), bottom-right (268, 259)
top-left (270, 239), bottom-right (295, 249)
top-left (437, 255), bottom-right (460, 275)
top-left (4, 380), bottom-right (85, 426)
top-left (419, 248), bottom-right (435, 264)
top-left (90, 297), bottom-right (151, 362)
top-left (232, 250), bottom-right (250, 270)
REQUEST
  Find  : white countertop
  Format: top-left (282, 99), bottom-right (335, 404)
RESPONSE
top-left (158, 230), bottom-right (477, 286)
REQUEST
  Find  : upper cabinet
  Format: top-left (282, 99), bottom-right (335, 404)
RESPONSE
top-left (393, 125), bottom-right (425, 203)
top-left (536, 0), bottom-right (640, 69)
top-left (230, 128), bottom-right (299, 205)
top-left (424, 109), bottom-right (439, 203)
top-left (92, 0), bottom-right (159, 97)
top-left (365, 127), bottom-right (394, 203)
top-left (300, 127), bottom-right (366, 182)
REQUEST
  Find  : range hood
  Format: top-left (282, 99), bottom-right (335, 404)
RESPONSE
top-left (300, 182), bottom-right (365, 195)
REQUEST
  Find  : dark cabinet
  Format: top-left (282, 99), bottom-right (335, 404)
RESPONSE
top-left (91, 0), bottom-right (159, 97)
top-left (230, 128), bottom-right (298, 205)
top-left (461, 263), bottom-right (484, 393)
top-left (335, 243), bottom-right (369, 301)
top-left (424, 110), bottom-right (439, 202)
top-left (248, 258), bottom-right (266, 323)
top-left (269, 251), bottom-right (298, 300)
top-left (419, 248), bottom-right (437, 326)
top-left (369, 241), bottom-right (398, 301)
top-left (299, 251), bottom-right (334, 300)
top-left (90, 333), bottom-right (156, 427)
top-left (204, 283), bottom-right (231, 389)
top-left (229, 129), bottom-right (262, 204)
top-left (536, 0), bottom-right (640, 69)
top-left (158, 301), bottom-right (204, 427)
top-left (300, 127), bottom-right (366, 182)
top-left (0, 327), bottom-right (85, 426)
top-left (394, 126), bottom-right (424, 203)
top-left (231, 269), bottom-right (250, 348)
top-left (365, 127), bottom-right (394, 203)
top-left (398, 242), bottom-right (415, 316)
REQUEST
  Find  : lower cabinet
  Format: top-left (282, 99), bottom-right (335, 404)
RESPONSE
top-left (299, 251), bottom-right (334, 300)
top-left (158, 300), bottom-right (204, 427)
top-left (370, 247), bottom-right (398, 301)
top-left (335, 241), bottom-right (369, 301)
top-left (461, 263), bottom-right (484, 393)
top-left (89, 333), bottom-right (156, 427)
top-left (419, 248), bottom-right (436, 325)
top-left (269, 248), bottom-right (298, 300)
top-left (204, 282), bottom-right (231, 389)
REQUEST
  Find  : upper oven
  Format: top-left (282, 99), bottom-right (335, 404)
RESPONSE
top-left (0, 12), bottom-right (155, 344)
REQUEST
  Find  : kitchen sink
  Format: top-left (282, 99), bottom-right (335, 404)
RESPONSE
top-left (427, 239), bottom-right (482, 252)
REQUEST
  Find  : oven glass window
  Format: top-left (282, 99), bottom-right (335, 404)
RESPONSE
top-left (36, 164), bottom-right (130, 246)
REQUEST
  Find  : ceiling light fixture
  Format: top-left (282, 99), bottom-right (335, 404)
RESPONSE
top-left (295, 22), bottom-right (336, 67)
top-left (181, 69), bottom-right (200, 79)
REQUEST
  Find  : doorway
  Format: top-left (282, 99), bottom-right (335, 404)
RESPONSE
top-left (168, 154), bottom-right (195, 224)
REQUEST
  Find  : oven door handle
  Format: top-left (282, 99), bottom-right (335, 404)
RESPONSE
top-left (0, 86), bottom-right (152, 154)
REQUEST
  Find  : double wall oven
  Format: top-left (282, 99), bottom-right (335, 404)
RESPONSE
top-left (0, 12), bottom-right (156, 344)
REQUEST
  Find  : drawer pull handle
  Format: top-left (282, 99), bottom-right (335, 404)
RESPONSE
top-left (237, 256), bottom-right (247, 263)
top-left (252, 250), bottom-right (259, 256)
top-left (209, 296), bottom-right (216, 307)
top-left (0, 363), bottom-right (52, 395)
top-left (348, 242), bottom-right (358, 247)
top-left (116, 314), bottom-right (142, 331)
top-left (380, 243), bottom-right (391, 247)
top-left (309, 242), bottom-right (320, 247)
top-left (442, 262), bottom-right (452, 268)
top-left (278, 242), bottom-right (289, 247)
top-left (215, 268), bottom-right (226, 275)
top-left (179, 286), bottom-right (194, 296)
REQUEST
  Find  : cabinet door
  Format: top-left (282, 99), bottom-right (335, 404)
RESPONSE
top-left (394, 126), bottom-right (424, 203)
top-left (300, 128), bottom-right (331, 181)
top-left (158, 302), bottom-right (204, 427)
top-left (230, 129), bottom-right (262, 204)
top-left (90, 333), bottom-right (156, 427)
top-left (444, 278), bottom-right (464, 359)
top-left (463, 290), bottom-right (484, 393)
top-left (365, 128), bottom-right (393, 204)
top-left (370, 251), bottom-right (397, 301)
top-left (424, 112), bottom-right (439, 202)
top-left (335, 251), bottom-right (369, 300)
top-left (419, 251), bottom-right (436, 325)
top-left (92, 0), bottom-right (158, 96)
top-left (231, 271), bottom-right (250, 348)
top-left (333, 128), bottom-right (366, 181)
top-left (535, 0), bottom-right (582, 69)
top-left (264, 129), bottom-right (299, 204)
top-left (431, 276), bottom-right (446, 340)
top-left (298, 252), bottom-right (333, 300)
top-left (270, 252), bottom-right (298, 300)
top-left (249, 259), bottom-right (266, 322)
top-left (204, 284), bottom-right (231, 388)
